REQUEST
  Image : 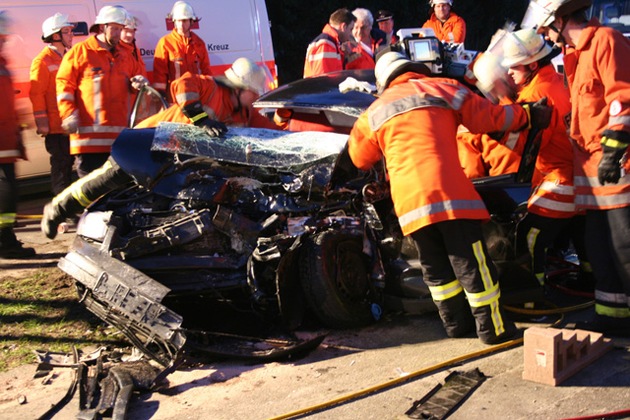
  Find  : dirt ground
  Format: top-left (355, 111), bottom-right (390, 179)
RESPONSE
top-left (1, 198), bottom-right (629, 420)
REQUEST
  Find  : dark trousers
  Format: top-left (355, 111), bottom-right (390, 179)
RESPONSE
top-left (50, 156), bottom-right (132, 222)
top-left (75, 153), bottom-right (109, 178)
top-left (517, 213), bottom-right (573, 283)
top-left (585, 207), bottom-right (630, 318)
top-left (0, 163), bottom-right (17, 217)
top-left (45, 133), bottom-right (74, 195)
top-left (410, 219), bottom-right (514, 342)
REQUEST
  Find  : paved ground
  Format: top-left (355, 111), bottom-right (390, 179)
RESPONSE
top-left (0, 196), bottom-right (628, 420)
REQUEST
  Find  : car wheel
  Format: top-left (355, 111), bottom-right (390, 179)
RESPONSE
top-left (299, 231), bottom-right (374, 328)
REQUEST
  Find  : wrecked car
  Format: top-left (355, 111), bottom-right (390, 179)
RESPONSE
top-left (58, 70), bottom-right (541, 366)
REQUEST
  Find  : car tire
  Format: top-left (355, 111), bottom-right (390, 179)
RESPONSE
top-left (299, 231), bottom-right (374, 329)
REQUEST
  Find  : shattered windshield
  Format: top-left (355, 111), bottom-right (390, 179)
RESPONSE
top-left (151, 122), bottom-right (348, 170)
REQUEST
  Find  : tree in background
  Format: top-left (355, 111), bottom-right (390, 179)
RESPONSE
top-left (266, 0), bottom-right (529, 84)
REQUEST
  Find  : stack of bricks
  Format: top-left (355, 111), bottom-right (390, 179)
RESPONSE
top-left (522, 326), bottom-right (613, 386)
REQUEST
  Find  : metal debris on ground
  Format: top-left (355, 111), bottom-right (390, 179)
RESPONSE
top-left (404, 368), bottom-right (487, 419)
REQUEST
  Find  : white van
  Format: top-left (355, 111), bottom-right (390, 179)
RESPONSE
top-left (1, 0), bottom-right (276, 185)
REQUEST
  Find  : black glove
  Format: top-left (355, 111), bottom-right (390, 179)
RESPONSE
top-left (598, 129), bottom-right (630, 185)
top-left (181, 101), bottom-right (228, 137)
top-left (521, 97), bottom-right (552, 130)
top-left (198, 118), bottom-right (228, 137)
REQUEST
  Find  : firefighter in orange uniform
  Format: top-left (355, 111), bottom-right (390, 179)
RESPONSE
top-left (153, 1), bottom-right (212, 102)
top-left (56, 6), bottom-right (145, 177)
top-left (523, 0), bottom-right (630, 335)
top-left (42, 58), bottom-right (279, 239)
top-left (456, 129), bottom-right (520, 179)
top-left (422, 0), bottom-right (466, 44)
top-left (137, 58), bottom-right (277, 131)
top-left (347, 52), bottom-right (552, 344)
top-left (303, 8), bottom-right (356, 78)
top-left (29, 13), bottom-right (75, 195)
top-left (0, 11), bottom-right (35, 258)
top-left (499, 28), bottom-right (580, 286)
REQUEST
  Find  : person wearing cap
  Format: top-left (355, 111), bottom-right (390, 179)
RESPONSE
top-left (303, 8), bottom-right (356, 78)
top-left (345, 8), bottom-right (387, 71)
top-left (376, 10), bottom-right (398, 46)
top-left (0, 11), bottom-right (36, 258)
top-left (41, 57), bottom-right (280, 239)
top-left (499, 28), bottom-right (583, 287)
top-left (56, 5), bottom-right (146, 178)
top-left (29, 13), bottom-right (75, 196)
top-left (521, 0), bottom-right (630, 335)
top-left (422, 0), bottom-right (466, 44)
top-left (153, 1), bottom-right (212, 103)
top-left (345, 51), bottom-right (553, 344)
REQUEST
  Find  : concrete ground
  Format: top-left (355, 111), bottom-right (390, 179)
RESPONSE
top-left (0, 196), bottom-right (628, 420)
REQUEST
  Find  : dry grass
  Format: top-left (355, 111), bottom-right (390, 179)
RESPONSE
top-left (0, 268), bottom-right (125, 372)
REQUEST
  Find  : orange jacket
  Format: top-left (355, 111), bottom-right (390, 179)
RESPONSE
top-left (422, 12), bottom-right (466, 44)
top-left (136, 73), bottom-right (278, 130)
top-left (153, 30), bottom-right (212, 100)
top-left (29, 46), bottom-right (65, 135)
top-left (0, 55), bottom-right (21, 164)
top-left (456, 130), bottom-right (520, 179)
top-left (510, 64), bottom-right (575, 218)
top-left (303, 24), bottom-right (344, 78)
top-left (564, 19), bottom-right (630, 210)
top-left (56, 36), bottom-right (144, 155)
top-left (348, 72), bottom-right (529, 235)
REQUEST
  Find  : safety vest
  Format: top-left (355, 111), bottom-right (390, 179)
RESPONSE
top-left (29, 45), bottom-right (66, 135)
top-left (153, 30), bottom-right (212, 97)
top-left (564, 19), bottom-right (630, 210)
top-left (303, 24), bottom-right (344, 78)
top-left (0, 55), bottom-right (21, 164)
top-left (348, 72), bottom-right (529, 235)
top-left (422, 12), bottom-right (466, 44)
top-left (56, 36), bottom-right (144, 155)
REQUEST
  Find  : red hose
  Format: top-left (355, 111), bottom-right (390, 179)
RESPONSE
top-left (560, 408), bottom-right (630, 420)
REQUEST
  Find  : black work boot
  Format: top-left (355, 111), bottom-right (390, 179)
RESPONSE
top-left (0, 228), bottom-right (35, 259)
top-left (41, 202), bottom-right (63, 240)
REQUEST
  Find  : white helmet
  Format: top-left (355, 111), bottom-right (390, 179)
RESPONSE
top-left (94, 5), bottom-right (129, 26)
top-left (473, 52), bottom-right (514, 103)
top-left (42, 13), bottom-right (74, 39)
top-left (224, 57), bottom-right (269, 95)
top-left (501, 29), bottom-right (553, 67)
top-left (374, 51), bottom-right (431, 93)
top-left (521, 0), bottom-right (592, 30)
top-left (0, 10), bottom-right (11, 36)
top-left (170, 1), bottom-right (200, 21)
top-left (430, 0), bottom-right (453, 6)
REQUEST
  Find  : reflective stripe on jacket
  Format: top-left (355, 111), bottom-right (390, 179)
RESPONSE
top-left (564, 19), bottom-right (630, 210)
top-left (348, 72), bottom-right (529, 235)
top-left (136, 73), bottom-right (278, 130)
top-left (303, 24), bottom-right (343, 78)
top-left (0, 55), bottom-right (20, 164)
top-left (153, 30), bottom-right (212, 97)
top-left (29, 46), bottom-right (65, 134)
top-left (516, 64), bottom-right (576, 218)
top-left (422, 12), bottom-right (466, 44)
top-left (56, 36), bottom-right (143, 155)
